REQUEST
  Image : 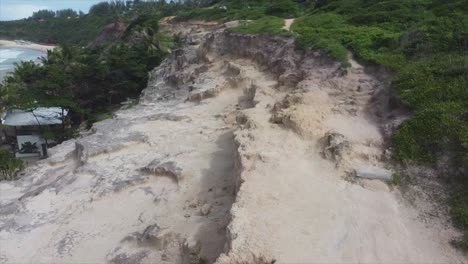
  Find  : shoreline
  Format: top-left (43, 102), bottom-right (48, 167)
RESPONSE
top-left (0, 40), bottom-right (55, 52)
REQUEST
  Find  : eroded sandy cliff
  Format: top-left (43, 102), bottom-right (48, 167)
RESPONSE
top-left (0, 21), bottom-right (465, 264)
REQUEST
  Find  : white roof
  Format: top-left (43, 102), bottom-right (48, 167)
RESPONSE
top-left (1, 107), bottom-right (68, 126)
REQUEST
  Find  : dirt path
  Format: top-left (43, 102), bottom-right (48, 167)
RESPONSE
top-left (283, 18), bottom-right (295, 31)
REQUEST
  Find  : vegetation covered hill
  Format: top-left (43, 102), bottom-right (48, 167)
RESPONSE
top-left (0, 0), bottom-right (187, 45)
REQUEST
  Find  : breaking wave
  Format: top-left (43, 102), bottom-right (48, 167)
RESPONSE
top-left (0, 48), bottom-right (24, 63)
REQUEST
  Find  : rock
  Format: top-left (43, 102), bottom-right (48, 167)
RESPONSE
top-left (355, 167), bottom-right (393, 181)
top-left (140, 224), bottom-right (161, 241)
top-left (223, 61), bottom-right (241, 77)
top-left (383, 148), bottom-right (393, 161)
top-left (278, 71), bottom-right (303, 87)
top-left (200, 203), bottom-right (212, 216)
top-left (108, 251), bottom-right (148, 264)
top-left (188, 200), bottom-right (198, 208)
top-left (238, 83), bottom-right (257, 109)
top-left (186, 35), bottom-right (199, 45)
top-left (185, 236), bottom-right (201, 254)
top-left (187, 87), bottom-right (220, 102)
top-left (321, 132), bottom-right (350, 162)
top-left (141, 160), bottom-right (183, 183)
top-left (75, 141), bottom-right (87, 165)
top-left (181, 236), bottom-right (201, 264)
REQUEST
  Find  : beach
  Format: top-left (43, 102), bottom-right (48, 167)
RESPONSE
top-left (0, 41), bottom-right (52, 81)
top-left (0, 40), bottom-right (55, 52)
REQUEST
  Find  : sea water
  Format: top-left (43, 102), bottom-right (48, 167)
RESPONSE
top-left (0, 47), bottom-right (46, 81)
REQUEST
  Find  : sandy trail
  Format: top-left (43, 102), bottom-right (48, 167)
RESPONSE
top-left (283, 18), bottom-right (295, 31)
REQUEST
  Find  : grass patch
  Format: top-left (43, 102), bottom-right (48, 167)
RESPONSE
top-left (94, 112), bottom-right (113, 121)
top-left (291, 13), bottom-right (405, 67)
top-left (175, 0), bottom-right (305, 22)
top-left (229, 16), bottom-right (288, 35)
top-left (292, 14), bottom-right (350, 65)
top-left (89, 111), bottom-right (113, 125)
top-left (391, 172), bottom-right (402, 186)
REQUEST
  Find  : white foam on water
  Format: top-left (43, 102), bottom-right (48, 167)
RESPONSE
top-left (0, 48), bottom-right (24, 63)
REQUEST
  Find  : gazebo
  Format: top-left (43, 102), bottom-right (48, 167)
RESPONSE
top-left (1, 107), bottom-right (68, 159)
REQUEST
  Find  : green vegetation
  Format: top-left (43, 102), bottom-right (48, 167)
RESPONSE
top-left (1, 32), bottom-right (172, 129)
top-left (229, 16), bottom-right (288, 35)
top-left (175, 0), bottom-right (306, 22)
top-left (0, 149), bottom-right (24, 180)
top-left (0, 0), bottom-right (186, 45)
top-left (390, 173), bottom-right (402, 186)
top-left (0, 16), bottom-right (113, 45)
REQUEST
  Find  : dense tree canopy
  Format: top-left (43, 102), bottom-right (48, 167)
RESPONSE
top-left (31, 10), bottom-right (56, 20)
top-left (1, 14), bottom-right (172, 131)
top-left (55, 9), bottom-right (79, 18)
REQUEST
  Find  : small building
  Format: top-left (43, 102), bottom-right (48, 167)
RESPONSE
top-left (1, 107), bottom-right (68, 161)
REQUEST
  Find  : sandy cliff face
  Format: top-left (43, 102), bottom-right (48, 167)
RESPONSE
top-left (0, 22), bottom-right (466, 264)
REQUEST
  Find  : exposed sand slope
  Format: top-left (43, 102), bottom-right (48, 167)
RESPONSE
top-left (0, 29), bottom-right (240, 263)
top-left (205, 32), bottom-right (466, 263)
top-left (217, 64), bottom-right (464, 263)
top-left (0, 22), bottom-right (466, 264)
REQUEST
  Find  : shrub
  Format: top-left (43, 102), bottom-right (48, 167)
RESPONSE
top-left (229, 16), bottom-right (288, 35)
top-left (292, 14), bottom-right (350, 65)
top-left (174, 7), bottom-right (228, 22)
top-left (393, 102), bottom-right (466, 162)
top-left (265, 0), bottom-right (300, 18)
top-left (0, 150), bottom-right (24, 181)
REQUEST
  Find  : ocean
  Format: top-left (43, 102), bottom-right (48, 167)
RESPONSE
top-left (0, 47), bottom-right (46, 82)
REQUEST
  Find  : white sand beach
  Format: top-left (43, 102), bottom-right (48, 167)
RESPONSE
top-left (0, 40), bottom-right (55, 52)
